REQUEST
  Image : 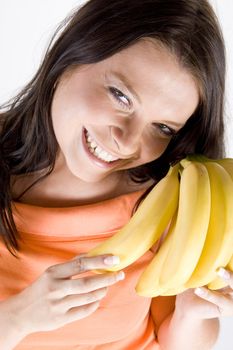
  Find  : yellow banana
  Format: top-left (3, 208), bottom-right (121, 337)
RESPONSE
top-left (158, 159), bottom-right (211, 289)
top-left (87, 163), bottom-right (180, 272)
top-left (160, 285), bottom-right (186, 296)
top-left (185, 162), bottom-right (233, 289)
top-left (215, 158), bottom-right (233, 181)
top-left (136, 211), bottom-right (187, 297)
top-left (207, 157), bottom-right (233, 283)
top-left (199, 156), bottom-right (233, 289)
top-left (207, 278), bottom-right (226, 290)
top-left (135, 212), bottom-right (177, 297)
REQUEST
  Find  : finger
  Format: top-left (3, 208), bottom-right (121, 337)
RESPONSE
top-left (46, 254), bottom-right (120, 279)
top-left (216, 268), bottom-right (233, 289)
top-left (65, 300), bottom-right (101, 323)
top-left (59, 271), bottom-right (125, 295)
top-left (59, 287), bottom-right (108, 310)
top-left (194, 287), bottom-right (233, 317)
top-left (213, 286), bottom-right (233, 295)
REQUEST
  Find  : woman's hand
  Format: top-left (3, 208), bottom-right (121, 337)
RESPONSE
top-left (160, 267), bottom-right (233, 350)
top-left (175, 267), bottom-right (233, 320)
top-left (0, 254), bottom-right (124, 336)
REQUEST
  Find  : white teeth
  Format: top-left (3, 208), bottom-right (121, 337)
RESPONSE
top-left (95, 146), bottom-right (102, 153)
top-left (85, 129), bottom-right (119, 162)
top-left (90, 141), bottom-right (97, 148)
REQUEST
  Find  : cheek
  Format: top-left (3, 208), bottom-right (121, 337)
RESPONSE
top-left (142, 136), bottom-right (170, 162)
top-left (51, 98), bottom-right (79, 151)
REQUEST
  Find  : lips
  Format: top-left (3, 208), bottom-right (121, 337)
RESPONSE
top-left (84, 129), bottom-right (120, 162)
top-left (82, 127), bottom-right (125, 169)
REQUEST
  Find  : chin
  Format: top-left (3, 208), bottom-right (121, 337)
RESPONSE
top-left (67, 163), bottom-right (112, 183)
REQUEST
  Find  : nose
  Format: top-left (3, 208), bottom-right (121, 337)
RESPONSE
top-left (110, 118), bottom-right (142, 159)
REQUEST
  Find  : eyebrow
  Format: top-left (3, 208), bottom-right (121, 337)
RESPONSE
top-left (108, 71), bottom-right (142, 104)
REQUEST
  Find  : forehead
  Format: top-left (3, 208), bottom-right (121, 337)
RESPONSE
top-left (97, 39), bottom-right (200, 123)
top-left (62, 39), bottom-right (200, 125)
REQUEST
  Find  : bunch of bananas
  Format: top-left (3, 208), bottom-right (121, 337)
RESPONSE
top-left (87, 156), bottom-right (233, 297)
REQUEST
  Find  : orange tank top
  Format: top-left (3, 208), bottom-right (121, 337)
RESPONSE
top-left (0, 189), bottom-right (175, 349)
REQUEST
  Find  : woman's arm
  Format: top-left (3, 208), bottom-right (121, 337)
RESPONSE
top-left (0, 301), bottom-right (27, 350)
top-left (157, 310), bottom-right (220, 350)
top-left (0, 327), bottom-right (26, 350)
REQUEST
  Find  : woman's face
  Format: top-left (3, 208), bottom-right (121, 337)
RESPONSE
top-left (51, 39), bottom-right (199, 183)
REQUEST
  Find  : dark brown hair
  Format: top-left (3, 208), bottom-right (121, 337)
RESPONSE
top-left (0, 0), bottom-right (226, 256)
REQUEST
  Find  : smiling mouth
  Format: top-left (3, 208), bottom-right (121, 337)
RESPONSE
top-left (84, 128), bottom-right (121, 163)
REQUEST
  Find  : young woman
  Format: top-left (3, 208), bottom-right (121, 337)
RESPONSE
top-left (0, 0), bottom-right (232, 349)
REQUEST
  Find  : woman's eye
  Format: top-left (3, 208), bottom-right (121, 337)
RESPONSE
top-left (109, 87), bottom-right (131, 109)
top-left (154, 123), bottom-right (177, 137)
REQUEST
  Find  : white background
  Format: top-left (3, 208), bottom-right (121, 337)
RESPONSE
top-left (0, 1), bottom-right (232, 348)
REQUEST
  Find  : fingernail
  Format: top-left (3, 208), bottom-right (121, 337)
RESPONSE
top-left (194, 287), bottom-right (207, 297)
top-left (104, 256), bottom-right (120, 266)
top-left (217, 267), bottom-right (231, 280)
top-left (117, 271), bottom-right (125, 280)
